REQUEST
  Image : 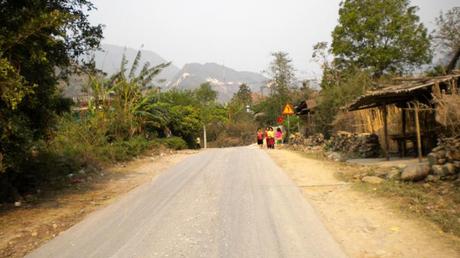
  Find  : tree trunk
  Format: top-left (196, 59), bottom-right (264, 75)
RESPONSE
top-left (447, 46), bottom-right (460, 73)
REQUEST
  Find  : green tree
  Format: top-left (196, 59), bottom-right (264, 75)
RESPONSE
top-left (0, 0), bottom-right (102, 194)
top-left (433, 7), bottom-right (460, 72)
top-left (194, 83), bottom-right (226, 148)
top-left (110, 50), bottom-right (170, 137)
top-left (314, 69), bottom-right (372, 137)
top-left (331, 0), bottom-right (431, 76)
top-left (233, 83), bottom-right (252, 106)
top-left (227, 84), bottom-right (253, 122)
top-left (267, 52), bottom-right (296, 99)
top-left (194, 82), bottom-right (217, 104)
top-left (291, 80), bottom-right (316, 104)
top-left (256, 52), bottom-right (297, 125)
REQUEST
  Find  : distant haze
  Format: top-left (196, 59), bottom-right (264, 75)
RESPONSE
top-left (88, 0), bottom-right (459, 80)
top-left (68, 44), bottom-right (268, 102)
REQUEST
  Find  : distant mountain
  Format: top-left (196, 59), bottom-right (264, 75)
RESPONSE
top-left (61, 44), bottom-right (180, 98)
top-left (168, 63), bottom-right (267, 102)
top-left (61, 45), bottom-right (267, 102)
top-left (93, 44), bottom-right (180, 86)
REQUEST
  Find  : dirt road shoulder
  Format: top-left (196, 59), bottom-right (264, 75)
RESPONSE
top-left (267, 149), bottom-right (460, 258)
top-left (0, 150), bottom-right (197, 258)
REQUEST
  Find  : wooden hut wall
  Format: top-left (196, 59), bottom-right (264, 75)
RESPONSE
top-left (339, 105), bottom-right (436, 156)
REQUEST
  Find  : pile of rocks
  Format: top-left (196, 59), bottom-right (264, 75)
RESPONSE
top-left (325, 131), bottom-right (380, 158)
top-left (288, 133), bottom-right (325, 152)
top-left (289, 133), bottom-right (325, 146)
top-left (426, 136), bottom-right (460, 180)
top-left (305, 133), bottom-right (325, 146)
top-left (289, 133), bottom-right (306, 146)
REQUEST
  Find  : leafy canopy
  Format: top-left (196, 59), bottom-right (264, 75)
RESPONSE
top-left (331, 0), bottom-right (431, 76)
top-left (434, 7), bottom-right (460, 54)
top-left (0, 0), bottom-right (103, 174)
top-left (256, 52), bottom-right (296, 125)
top-left (433, 7), bottom-right (460, 72)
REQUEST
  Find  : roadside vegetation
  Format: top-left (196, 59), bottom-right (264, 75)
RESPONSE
top-left (0, 0), bottom-right (228, 203)
top-left (1, 1), bottom-right (460, 240)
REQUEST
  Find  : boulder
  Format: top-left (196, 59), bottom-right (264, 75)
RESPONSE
top-left (386, 168), bottom-right (401, 180)
top-left (425, 174), bottom-right (441, 182)
top-left (438, 158), bottom-right (447, 165)
top-left (374, 169), bottom-right (389, 178)
top-left (431, 146), bottom-right (444, 152)
top-left (400, 164), bottom-right (430, 181)
top-left (327, 152), bottom-right (347, 162)
top-left (427, 153), bottom-right (438, 166)
top-left (450, 150), bottom-right (460, 161)
top-left (396, 164), bottom-right (408, 172)
top-left (362, 176), bottom-right (384, 184)
top-left (442, 163), bottom-right (456, 175)
top-left (453, 161), bottom-right (460, 169)
top-left (432, 165), bottom-right (445, 176)
top-left (437, 150), bottom-right (447, 159)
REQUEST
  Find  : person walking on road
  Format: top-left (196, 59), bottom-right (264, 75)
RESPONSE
top-left (264, 128), bottom-right (269, 148)
top-left (275, 127), bottom-right (283, 146)
top-left (267, 127), bottom-right (275, 149)
top-left (257, 128), bottom-right (264, 148)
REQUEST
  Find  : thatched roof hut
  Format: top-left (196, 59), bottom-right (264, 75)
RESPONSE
top-left (348, 73), bottom-right (460, 111)
top-left (346, 72), bottom-right (460, 161)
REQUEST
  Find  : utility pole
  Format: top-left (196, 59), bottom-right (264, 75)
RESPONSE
top-left (203, 124), bottom-right (207, 149)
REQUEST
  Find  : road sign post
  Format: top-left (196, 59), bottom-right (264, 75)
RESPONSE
top-left (282, 103), bottom-right (295, 144)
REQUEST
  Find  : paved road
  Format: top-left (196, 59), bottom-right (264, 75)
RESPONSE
top-left (27, 147), bottom-right (347, 258)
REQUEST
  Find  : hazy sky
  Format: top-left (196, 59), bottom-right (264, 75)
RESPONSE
top-left (89, 0), bottom-right (459, 79)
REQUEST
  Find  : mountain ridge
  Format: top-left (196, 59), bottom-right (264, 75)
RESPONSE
top-left (168, 62), bottom-right (267, 102)
top-left (63, 44), bottom-right (267, 102)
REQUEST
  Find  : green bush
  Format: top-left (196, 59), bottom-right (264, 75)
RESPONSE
top-left (98, 136), bottom-right (153, 162)
top-left (158, 137), bottom-right (188, 150)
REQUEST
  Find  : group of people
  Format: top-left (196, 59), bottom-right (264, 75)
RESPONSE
top-left (257, 127), bottom-right (283, 149)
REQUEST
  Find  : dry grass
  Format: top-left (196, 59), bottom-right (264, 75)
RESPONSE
top-left (434, 93), bottom-right (460, 136)
top-left (334, 161), bottom-right (460, 238)
top-left (354, 180), bottom-right (460, 237)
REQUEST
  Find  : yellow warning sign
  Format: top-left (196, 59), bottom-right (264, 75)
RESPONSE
top-left (282, 103), bottom-right (295, 115)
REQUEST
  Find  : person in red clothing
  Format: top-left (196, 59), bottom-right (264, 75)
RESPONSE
top-left (256, 128), bottom-right (264, 148)
top-left (264, 127), bottom-right (269, 148)
top-left (267, 127), bottom-right (275, 149)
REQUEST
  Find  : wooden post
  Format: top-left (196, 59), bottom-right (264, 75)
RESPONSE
top-left (452, 79), bottom-right (458, 95)
top-left (414, 103), bottom-right (423, 162)
top-left (383, 105), bottom-right (390, 161)
top-left (287, 115), bottom-right (291, 144)
top-left (297, 117), bottom-right (301, 135)
top-left (203, 124), bottom-right (207, 149)
top-left (401, 109), bottom-right (407, 157)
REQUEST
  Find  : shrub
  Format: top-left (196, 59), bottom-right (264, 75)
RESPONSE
top-left (158, 137), bottom-right (188, 150)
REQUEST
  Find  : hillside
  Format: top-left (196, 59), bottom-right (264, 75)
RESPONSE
top-left (168, 63), bottom-right (267, 102)
top-left (61, 44), bottom-right (180, 98)
top-left (93, 44), bottom-right (180, 85)
top-left (61, 45), bottom-right (267, 102)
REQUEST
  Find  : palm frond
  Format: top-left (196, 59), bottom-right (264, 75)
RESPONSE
top-left (129, 49), bottom-right (142, 80)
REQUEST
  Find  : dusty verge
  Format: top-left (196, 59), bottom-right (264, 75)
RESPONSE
top-left (0, 150), bottom-right (197, 258)
top-left (267, 149), bottom-right (460, 258)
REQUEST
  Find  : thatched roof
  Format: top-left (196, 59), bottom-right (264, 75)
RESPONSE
top-left (347, 73), bottom-right (460, 111)
top-left (295, 99), bottom-right (317, 115)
